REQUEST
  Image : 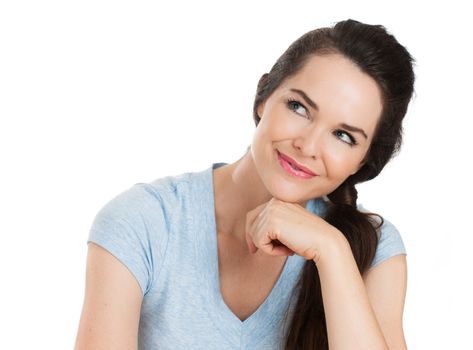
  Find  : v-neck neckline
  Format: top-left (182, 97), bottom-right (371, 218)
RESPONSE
top-left (192, 163), bottom-right (320, 347)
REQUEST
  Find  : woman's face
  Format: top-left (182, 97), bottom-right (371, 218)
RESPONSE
top-left (251, 53), bottom-right (383, 204)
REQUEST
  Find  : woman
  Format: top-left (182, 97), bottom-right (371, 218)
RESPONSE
top-left (75, 19), bottom-right (415, 349)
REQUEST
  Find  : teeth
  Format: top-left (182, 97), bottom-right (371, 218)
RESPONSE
top-left (288, 161), bottom-right (301, 171)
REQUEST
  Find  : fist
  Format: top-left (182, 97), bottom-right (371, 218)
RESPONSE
top-left (245, 198), bottom-right (337, 262)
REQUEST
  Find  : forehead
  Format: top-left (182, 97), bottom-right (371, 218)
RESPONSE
top-left (279, 54), bottom-right (383, 138)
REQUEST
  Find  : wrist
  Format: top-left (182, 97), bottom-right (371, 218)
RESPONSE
top-left (313, 228), bottom-right (349, 266)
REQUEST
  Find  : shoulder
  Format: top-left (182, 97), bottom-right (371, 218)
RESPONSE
top-left (91, 183), bottom-right (167, 229)
top-left (357, 204), bottom-right (407, 271)
top-left (95, 171), bottom-right (193, 222)
top-left (89, 169), bottom-right (202, 248)
top-left (87, 174), bottom-right (190, 293)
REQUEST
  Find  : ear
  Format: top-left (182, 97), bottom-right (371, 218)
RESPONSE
top-left (257, 100), bottom-right (266, 119)
top-left (255, 73), bottom-right (269, 119)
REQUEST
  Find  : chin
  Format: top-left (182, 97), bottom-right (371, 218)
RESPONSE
top-left (266, 180), bottom-right (308, 203)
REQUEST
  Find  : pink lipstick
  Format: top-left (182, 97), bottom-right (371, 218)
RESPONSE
top-left (277, 150), bottom-right (318, 179)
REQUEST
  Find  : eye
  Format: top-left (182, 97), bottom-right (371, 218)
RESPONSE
top-left (286, 98), bottom-right (308, 117)
top-left (334, 130), bottom-right (357, 146)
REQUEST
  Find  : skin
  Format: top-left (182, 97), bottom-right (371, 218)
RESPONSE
top-left (214, 53), bottom-right (383, 254)
top-left (74, 53), bottom-right (404, 350)
top-left (215, 53), bottom-right (395, 349)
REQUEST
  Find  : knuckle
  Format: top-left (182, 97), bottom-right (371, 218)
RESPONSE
top-left (301, 245), bottom-right (319, 261)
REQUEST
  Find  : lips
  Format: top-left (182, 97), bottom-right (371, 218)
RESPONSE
top-left (277, 150), bottom-right (317, 176)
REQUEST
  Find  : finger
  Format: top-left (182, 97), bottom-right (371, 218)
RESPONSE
top-left (271, 245), bottom-right (295, 256)
top-left (245, 230), bottom-right (258, 254)
top-left (245, 202), bottom-right (267, 235)
top-left (272, 239), bottom-right (295, 255)
top-left (245, 202), bottom-right (268, 254)
top-left (247, 215), bottom-right (265, 254)
top-left (260, 235), bottom-right (294, 256)
top-left (250, 205), bottom-right (274, 254)
top-left (265, 237), bottom-right (295, 256)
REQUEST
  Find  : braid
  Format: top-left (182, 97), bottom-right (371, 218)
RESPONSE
top-left (324, 180), bottom-right (381, 274)
top-left (274, 19), bottom-right (415, 349)
top-left (284, 181), bottom-right (381, 349)
top-left (327, 180), bottom-right (358, 207)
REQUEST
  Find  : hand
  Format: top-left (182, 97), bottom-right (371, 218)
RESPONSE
top-left (245, 198), bottom-right (340, 262)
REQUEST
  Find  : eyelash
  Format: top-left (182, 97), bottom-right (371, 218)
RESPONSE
top-left (285, 97), bottom-right (358, 147)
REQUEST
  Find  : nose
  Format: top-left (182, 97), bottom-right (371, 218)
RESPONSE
top-left (292, 126), bottom-right (324, 160)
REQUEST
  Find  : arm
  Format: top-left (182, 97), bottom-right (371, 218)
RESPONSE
top-left (74, 243), bottom-right (143, 350)
top-left (316, 234), bottom-right (407, 350)
top-left (363, 254), bottom-right (408, 350)
top-left (244, 198), bottom-right (408, 349)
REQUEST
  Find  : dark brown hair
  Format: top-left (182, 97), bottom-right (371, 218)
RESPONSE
top-left (251, 19), bottom-right (415, 349)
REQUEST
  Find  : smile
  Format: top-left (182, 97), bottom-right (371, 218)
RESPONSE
top-left (277, 150), bottom-right (318, 179)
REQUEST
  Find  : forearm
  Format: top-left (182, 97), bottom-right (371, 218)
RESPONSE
top-left (315, 234), bottom-right (388, 350)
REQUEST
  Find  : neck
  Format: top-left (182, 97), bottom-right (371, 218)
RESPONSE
top-left (213, 149), bottom-right (308, 242)
top-left (213, 150), bottom-right (269, 242)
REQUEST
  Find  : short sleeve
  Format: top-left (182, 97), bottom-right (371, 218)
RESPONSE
top-left (87, 183), bottom-right (169, 296)
top-left (369, 217), bottom-right (407, 270)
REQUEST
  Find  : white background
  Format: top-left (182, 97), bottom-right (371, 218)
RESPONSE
top-left (1, 0), bottom-right (471, 348)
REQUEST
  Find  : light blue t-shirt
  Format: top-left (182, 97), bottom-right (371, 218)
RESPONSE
top-left (87, 162), bottom-right (407, 349)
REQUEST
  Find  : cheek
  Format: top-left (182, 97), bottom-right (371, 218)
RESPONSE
top-left (258, 109), bottom-right (302, 139)
top-left (323, 140), bottom-right (365, 178)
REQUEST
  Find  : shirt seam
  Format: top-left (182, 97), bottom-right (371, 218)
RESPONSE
top-left (137, 183), bottom-right (171, 296)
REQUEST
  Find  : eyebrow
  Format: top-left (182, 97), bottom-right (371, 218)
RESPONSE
top-left (289, 88), bottom-right (368, 140)
top-left (290, 88), bottom-right (319, 111)
top-left (339, 123), bottom-right (368, 140)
